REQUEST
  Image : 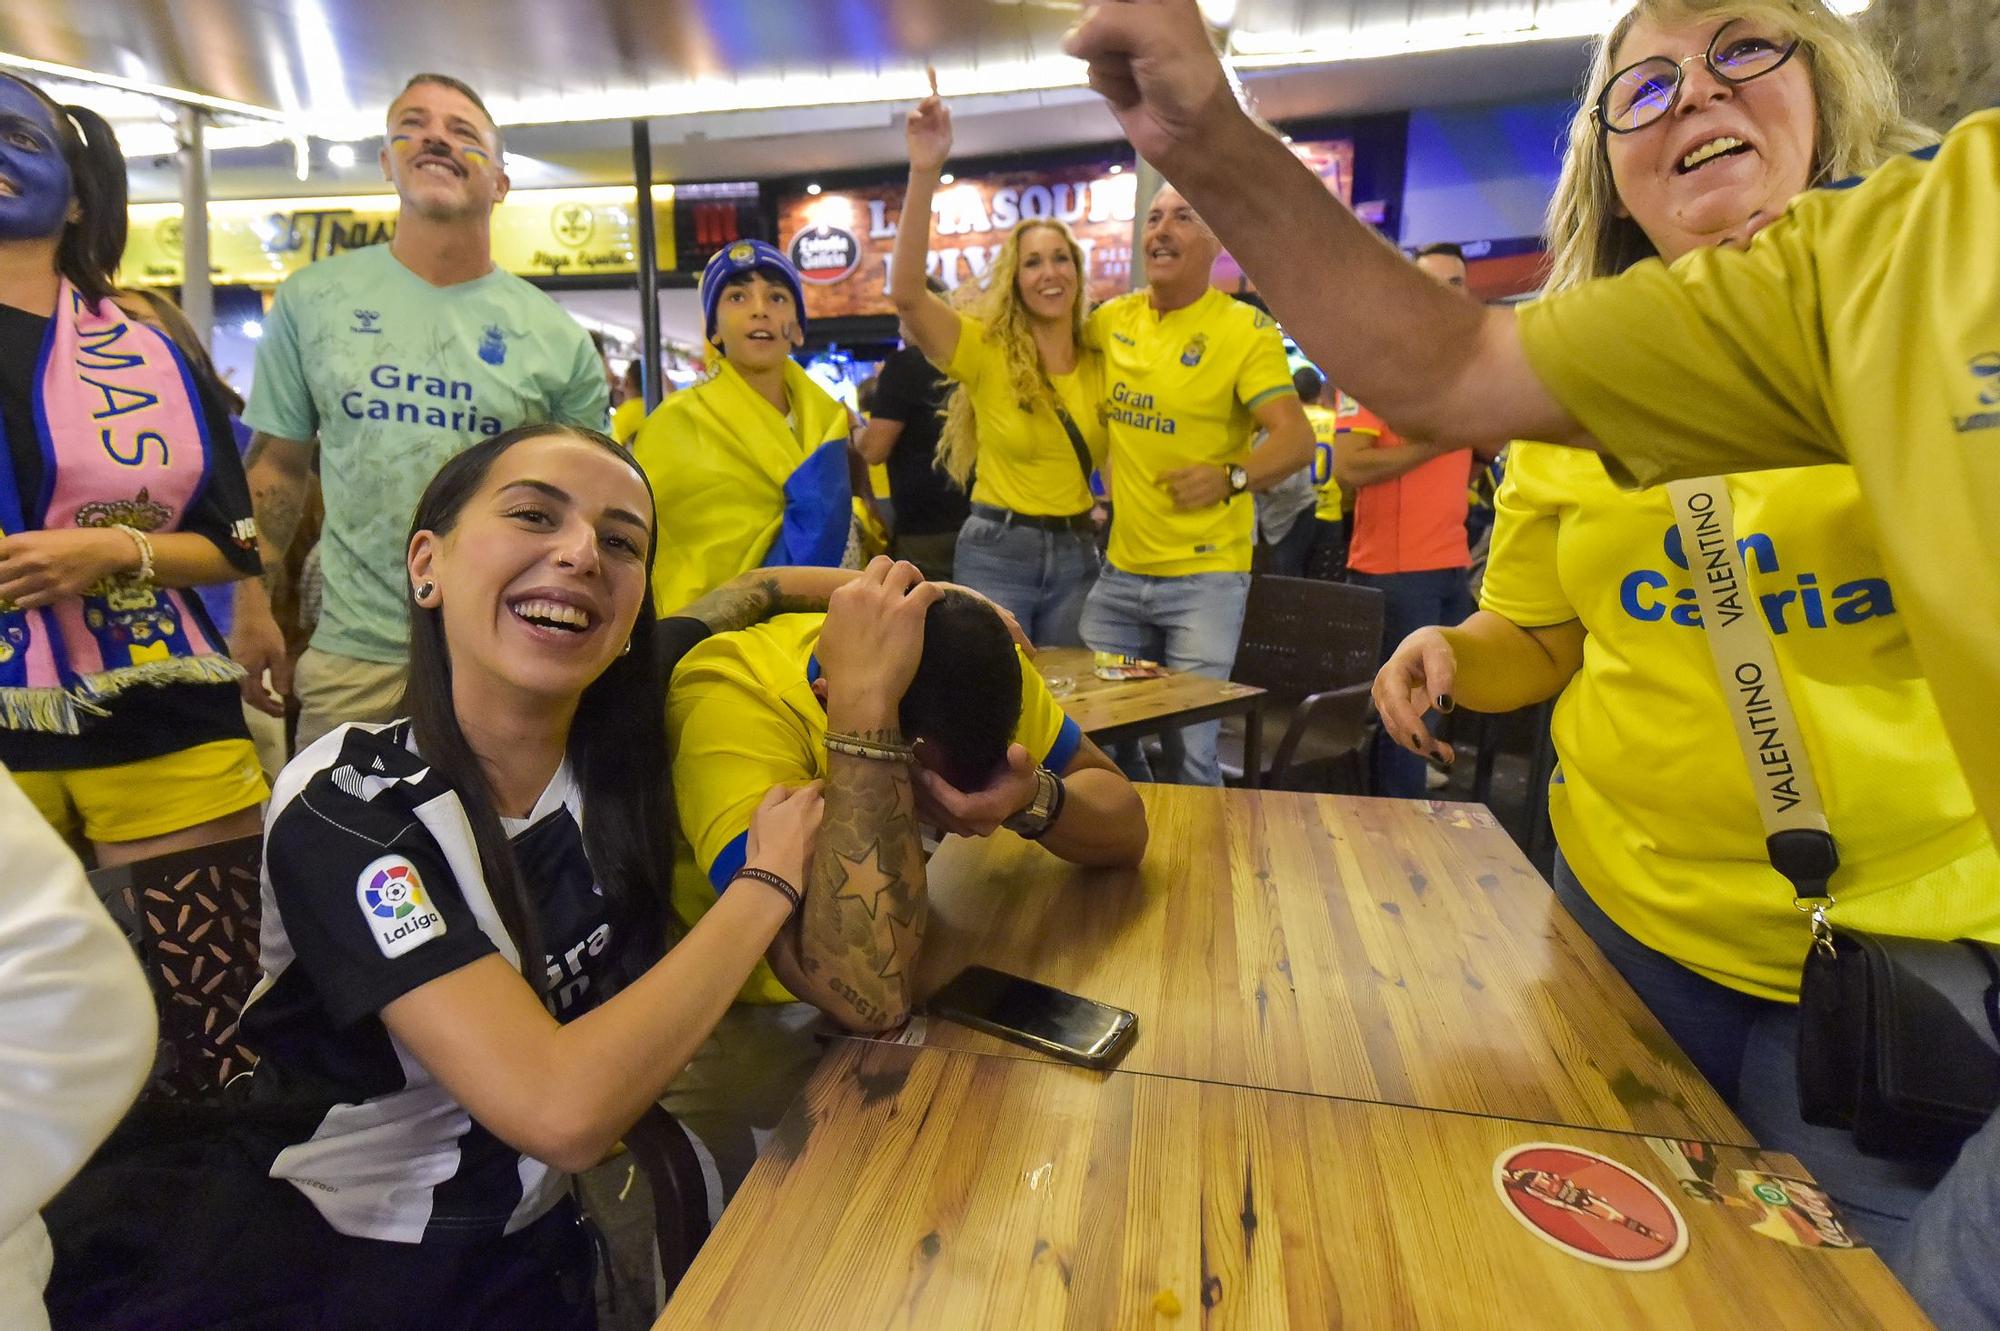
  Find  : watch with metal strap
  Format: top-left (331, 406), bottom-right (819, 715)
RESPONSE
top-left (1001, 765), bottom-right (1065, 840)
top-left (1223, 463), bottom-right (1250, 497)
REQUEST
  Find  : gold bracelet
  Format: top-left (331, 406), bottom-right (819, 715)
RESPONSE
top-left (824, 729), bottom-right (914, 762)
top-left (112, 523), bottom-right (155, 583)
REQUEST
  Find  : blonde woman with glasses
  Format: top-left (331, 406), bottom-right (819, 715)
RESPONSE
top-left (1370, 0), bottom-right (1995, 1272)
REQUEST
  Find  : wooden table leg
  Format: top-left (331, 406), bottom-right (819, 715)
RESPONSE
top-left (1243, 702), bottom-right (1263, 789)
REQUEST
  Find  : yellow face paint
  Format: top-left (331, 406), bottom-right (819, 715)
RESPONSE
top-left (461, 144), bottom-right (493, 169)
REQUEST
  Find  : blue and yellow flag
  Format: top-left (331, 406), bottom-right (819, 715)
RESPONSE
top-left (633, 357), bottom-right (852, 615)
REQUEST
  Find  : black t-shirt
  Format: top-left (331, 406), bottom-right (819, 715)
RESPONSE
top-left (0, 301), bottom-right (261, 770)
top-left (871, 345), bottom-right (969, 537)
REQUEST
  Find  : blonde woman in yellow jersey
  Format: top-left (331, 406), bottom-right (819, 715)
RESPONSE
top-left (888, 90), bottom-right (1107, 645)
top-left (1368, 0), bottom-right (1987, 1259)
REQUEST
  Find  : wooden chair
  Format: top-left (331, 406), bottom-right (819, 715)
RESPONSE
top-left (1228, 575), bottom-right (1386, 792)
top-left (86, 836), bottom-right (712, 1295)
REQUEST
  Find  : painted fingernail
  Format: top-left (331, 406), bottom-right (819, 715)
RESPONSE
top-left (1435, 694), bottom-right (1455, 713)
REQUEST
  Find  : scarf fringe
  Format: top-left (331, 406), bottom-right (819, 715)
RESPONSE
top-left (0, 685), bottom-right (90, 735)
top-left (1, 653), bottom-right (246, 734)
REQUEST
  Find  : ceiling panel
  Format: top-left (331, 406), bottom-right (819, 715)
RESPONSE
top-left (4, 0), bottom-right (1594, 202)
top-left (5, 0), bottom-right (1606, 132)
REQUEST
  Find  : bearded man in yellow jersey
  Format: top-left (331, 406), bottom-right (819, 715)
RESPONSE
top-left (1080, 184), bottom-right (1313, 786)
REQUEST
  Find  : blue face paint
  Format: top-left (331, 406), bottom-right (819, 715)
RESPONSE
top-left (0, 80), bottom-right (71, 241)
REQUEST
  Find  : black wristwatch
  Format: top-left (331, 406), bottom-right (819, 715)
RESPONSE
top-left (1002, 766), bottom-right (1066, 840)
top-left (1223, 463), bottom-right (1250, 497)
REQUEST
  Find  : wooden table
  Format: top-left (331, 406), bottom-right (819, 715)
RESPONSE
top-left (659, 1041), bottom-right (1927, 1330)
top-left (1035, 646), bottom-right (1266, 784)
top-left (657, 788), bottom-right (1927, 1328)
top-left (896, 786), bottom-right (1746, 1144)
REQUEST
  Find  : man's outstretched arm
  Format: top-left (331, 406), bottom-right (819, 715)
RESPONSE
top-left (1063, 0), bottom-right (1588, 449)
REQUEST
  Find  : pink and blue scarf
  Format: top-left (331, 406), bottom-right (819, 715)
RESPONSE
top-left (0, 281), bottom-right (243, 733)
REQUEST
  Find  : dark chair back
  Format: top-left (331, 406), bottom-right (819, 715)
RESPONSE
top-left (622, 1107), bottom-right (714, 1297)
top-left (1231, 575), bottom-right (1386, 789)
top-left (87, 835), bottom-right (266, 1103)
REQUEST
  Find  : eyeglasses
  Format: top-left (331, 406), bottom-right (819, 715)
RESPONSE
top-left (1590, 20), bottom-right (1801, 134)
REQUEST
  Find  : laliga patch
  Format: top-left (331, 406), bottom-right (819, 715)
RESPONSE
top-left (1494, 1142), bottom-right (1688, 1271)
top-left (357, 855), bottom-right (447, 958)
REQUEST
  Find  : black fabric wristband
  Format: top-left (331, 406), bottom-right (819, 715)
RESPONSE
top-left (732, 867), bottom-right (801, 913)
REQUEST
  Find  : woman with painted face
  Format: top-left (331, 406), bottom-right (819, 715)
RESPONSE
top-left (47, 425), bottom-right (823, 1329)
top-left (888, 87), bottom-right (1108, 646)
top-left (0, 73), bottom-right (267, 862)
top-left (1372, 0), bottom-right (1993, 1257)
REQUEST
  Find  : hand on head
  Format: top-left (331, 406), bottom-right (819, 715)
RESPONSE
top-left (817, 556), bottom-right (944, 708)
top-left (912, 741), bottom-right (1037, 839)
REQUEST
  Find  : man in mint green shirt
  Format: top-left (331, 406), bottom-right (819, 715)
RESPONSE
top-left (234, 73), bottom-right (608, 750)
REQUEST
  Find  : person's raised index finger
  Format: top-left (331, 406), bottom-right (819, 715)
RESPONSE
top-left (927, 64), bottom-right (939, 98)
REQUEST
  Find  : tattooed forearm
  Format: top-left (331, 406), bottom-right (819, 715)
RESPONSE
top-left (797, 742), bottom-right (927, 1030)
top-left (252, 483), bottom-right (303, 598)
top-left (828, 977), bottom-right (888, 1027)
top-left (243, 433), bottom-right (314, 597)
top-left (682, 571), bottom-right (860, 634)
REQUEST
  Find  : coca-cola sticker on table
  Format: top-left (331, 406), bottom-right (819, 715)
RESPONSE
top-left (1493, 1143), bottom-right (1689, 1271)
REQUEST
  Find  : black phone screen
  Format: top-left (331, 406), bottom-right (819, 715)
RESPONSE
top-left (927, 966), bottom-right (1132, 1058)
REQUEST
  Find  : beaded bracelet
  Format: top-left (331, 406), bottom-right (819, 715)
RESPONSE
top-left (824, 729), bottom-right (915, 763)
top-left (113, 523), bottom-right (155, 583)
top-left (733, 866), bottom-right (801, 913)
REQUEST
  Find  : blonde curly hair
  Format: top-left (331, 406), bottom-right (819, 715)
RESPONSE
top-left (1543, 0), bottom-right (1934, 293)
top-left (935, 218), bottom-right (1093, 489)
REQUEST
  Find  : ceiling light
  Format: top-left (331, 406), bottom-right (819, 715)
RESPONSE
top-left (241, 319), bottom-right (263, 339)
top-left (327, 143), bottom-right (356, 169)
top-left (806, 183), bottom-right (822, 196)
top-left (1108, 164), bottom-right (1123, 175)
top-left (939, 173), bottom-right (955, 185)
top-left (0, 52), bottom-right (289, 123)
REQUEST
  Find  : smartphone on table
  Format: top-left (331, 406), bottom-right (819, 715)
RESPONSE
top-left (925, 965), bottom-right (1137, 1069)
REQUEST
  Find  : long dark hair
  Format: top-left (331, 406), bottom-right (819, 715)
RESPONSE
top-left (1, 74), bottom-right (127, 306)
top-left (402, 424), bottom-right (674, 998)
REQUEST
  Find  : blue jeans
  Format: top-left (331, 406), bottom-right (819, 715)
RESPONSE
top-left (1348, 567), bottom-right (1472, 797)
top-left (1550, 850), bottom-right (1970, 1285)
top-left (952, 512), bottom-right (1099, 647)
top-left (1260, 510), bottom-right (1317, 578)
top-left (1904, 1109), bottom-right (2000, 1329)
top-left (1079, 566), bottom-right (1250, 786)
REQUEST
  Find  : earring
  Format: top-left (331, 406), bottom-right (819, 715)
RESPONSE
top-left (620, 637), bottom-right (633, 656)
top-left (415, 581), bottom-right (434, 602)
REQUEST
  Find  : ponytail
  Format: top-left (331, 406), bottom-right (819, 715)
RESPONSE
top-left (57, 103), bottom-right (127, 305)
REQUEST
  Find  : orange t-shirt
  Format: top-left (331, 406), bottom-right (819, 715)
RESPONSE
top-left (1336, 394), bottom-right (1473, 574)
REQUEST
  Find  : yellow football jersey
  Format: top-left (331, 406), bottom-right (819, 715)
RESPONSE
top-left (666, 614), bottom-right (1081, 1003)
top-left (1088, 287), bottom-right (1296, 576)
